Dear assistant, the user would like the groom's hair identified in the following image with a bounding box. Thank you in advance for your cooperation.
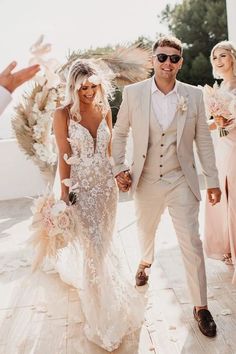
[152,36,183,55]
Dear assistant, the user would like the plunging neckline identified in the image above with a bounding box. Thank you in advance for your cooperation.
[78,118,104,139]
[70,118,105,153]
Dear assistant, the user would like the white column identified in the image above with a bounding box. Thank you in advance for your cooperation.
[226,0,236,42]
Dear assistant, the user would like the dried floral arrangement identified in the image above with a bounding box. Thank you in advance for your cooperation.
[12,35,152,184]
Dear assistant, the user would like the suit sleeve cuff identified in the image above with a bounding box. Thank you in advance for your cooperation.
[112,164,130,177]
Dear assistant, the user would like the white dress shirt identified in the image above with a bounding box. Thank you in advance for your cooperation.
[0,86,12,115]
[151,77,178,131]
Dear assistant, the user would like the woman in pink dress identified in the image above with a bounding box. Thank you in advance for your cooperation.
[204,41,236,267]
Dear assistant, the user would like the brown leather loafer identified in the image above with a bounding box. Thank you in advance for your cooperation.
[193,307,217,337]
[135,263,151,286]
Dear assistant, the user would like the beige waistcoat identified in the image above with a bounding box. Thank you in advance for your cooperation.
[141,107,183,184]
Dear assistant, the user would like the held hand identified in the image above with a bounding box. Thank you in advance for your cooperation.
[207,188,221,206]
[0,61,40,93]
[115,171,132,192]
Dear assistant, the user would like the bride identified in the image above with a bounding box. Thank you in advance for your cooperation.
[53,58,145,351]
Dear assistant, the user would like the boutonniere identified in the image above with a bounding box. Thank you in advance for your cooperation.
[177,95,188,114]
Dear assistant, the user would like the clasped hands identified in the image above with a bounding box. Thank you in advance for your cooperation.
[115,171,132,192]
[207,188,221,206]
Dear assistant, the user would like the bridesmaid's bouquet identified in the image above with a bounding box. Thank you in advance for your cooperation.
[202,83,236,137]
[29,193,77,271]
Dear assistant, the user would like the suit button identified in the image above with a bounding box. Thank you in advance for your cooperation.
[160,174,163,177]
[161,144,164,147]
[142,154,146,158]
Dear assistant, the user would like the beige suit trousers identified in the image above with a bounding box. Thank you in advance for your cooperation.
[134,176,207,306]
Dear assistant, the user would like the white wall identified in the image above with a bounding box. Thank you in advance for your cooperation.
[226,0,236,42]
[0,139,46,200]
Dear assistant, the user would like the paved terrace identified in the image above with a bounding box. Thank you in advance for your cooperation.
[0,192,236,354]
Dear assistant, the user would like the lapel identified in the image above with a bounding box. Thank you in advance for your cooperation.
[139,78,153,151]
[176,81,189,148]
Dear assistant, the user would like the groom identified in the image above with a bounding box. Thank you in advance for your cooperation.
[112,35,221,338]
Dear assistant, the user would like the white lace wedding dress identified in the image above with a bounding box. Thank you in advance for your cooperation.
[55,116,145,351]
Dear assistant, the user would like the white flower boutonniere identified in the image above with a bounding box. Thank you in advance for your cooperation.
[177,95,188,114]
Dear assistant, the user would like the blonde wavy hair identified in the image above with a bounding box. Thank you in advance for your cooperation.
[210,40,236,79]
[64,59,115,121]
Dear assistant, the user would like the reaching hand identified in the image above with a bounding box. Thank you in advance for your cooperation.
[0,61,40,93]
[207,187,221,206]
[115,171,132,192]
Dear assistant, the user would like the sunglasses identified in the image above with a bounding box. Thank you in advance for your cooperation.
[154,53,182,64]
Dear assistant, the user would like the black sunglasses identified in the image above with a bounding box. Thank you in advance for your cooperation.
[154,53,182,64]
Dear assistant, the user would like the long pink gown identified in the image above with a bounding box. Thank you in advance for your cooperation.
[204,86,236,273]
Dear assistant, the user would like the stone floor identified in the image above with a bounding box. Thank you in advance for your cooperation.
[0,192,236,354]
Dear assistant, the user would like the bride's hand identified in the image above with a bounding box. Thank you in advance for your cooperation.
[60,193,69,205]
[115,171,132,192]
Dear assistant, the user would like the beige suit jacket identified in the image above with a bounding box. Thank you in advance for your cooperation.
[112,78,219,200]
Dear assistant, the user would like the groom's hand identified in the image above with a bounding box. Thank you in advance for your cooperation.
[207,187,221,206]
[115,171,132,192]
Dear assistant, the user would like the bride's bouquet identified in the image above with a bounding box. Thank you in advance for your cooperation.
[202,83,236,137]
[29,193,77,271]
